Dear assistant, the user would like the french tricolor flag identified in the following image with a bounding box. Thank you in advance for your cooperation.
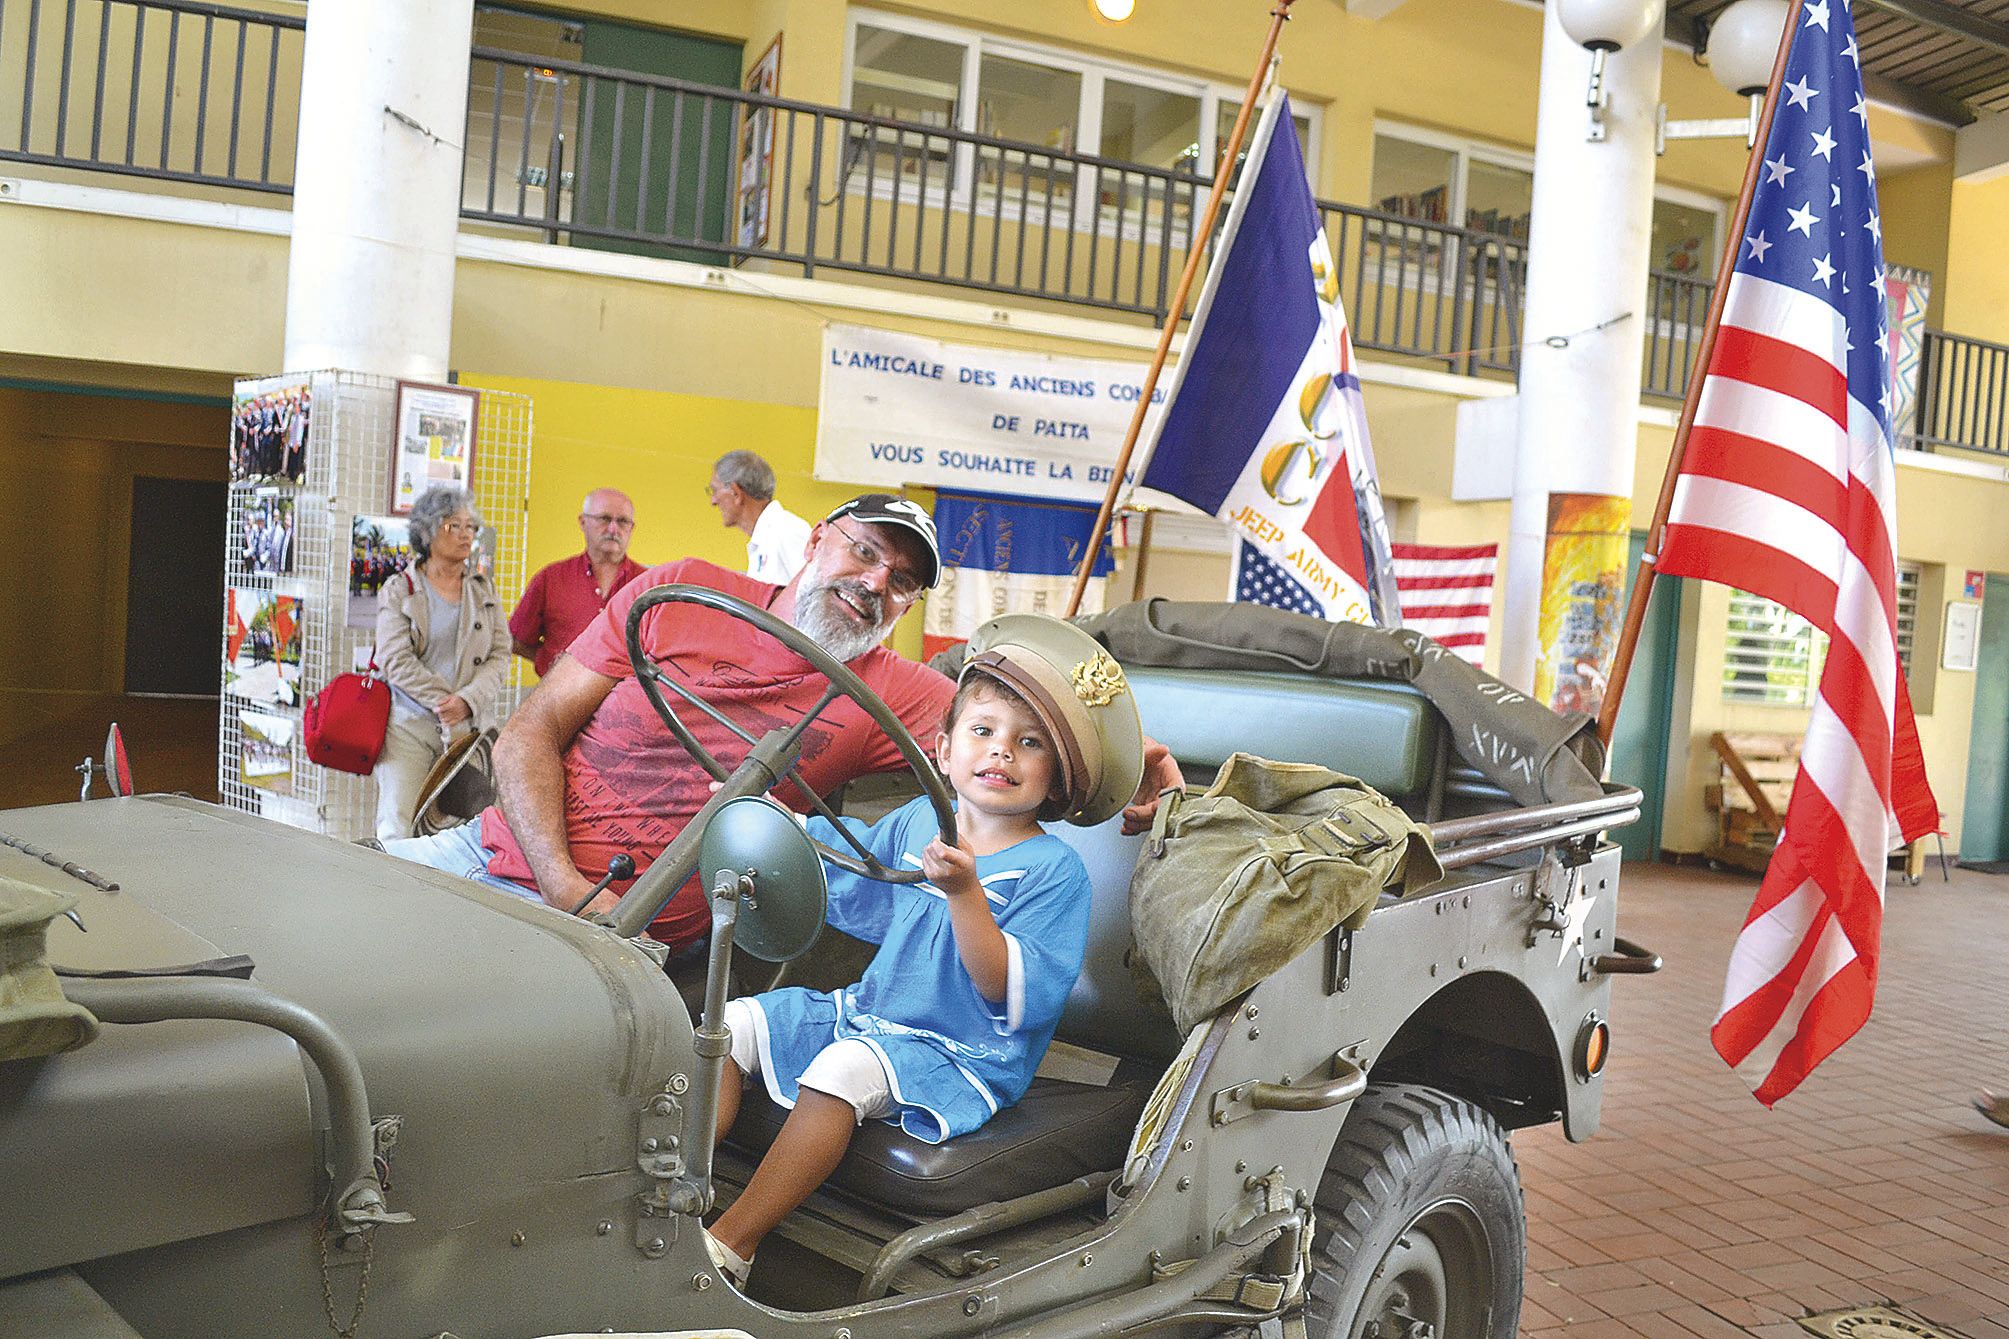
[1138,89,1398,628]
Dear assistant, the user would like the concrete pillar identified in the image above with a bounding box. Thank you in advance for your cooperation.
[1499,3,1664,707]
[282,0,476,379]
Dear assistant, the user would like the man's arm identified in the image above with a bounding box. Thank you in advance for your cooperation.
[492,656,619,914]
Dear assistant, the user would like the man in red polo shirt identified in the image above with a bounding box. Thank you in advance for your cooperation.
[509,487,648,678]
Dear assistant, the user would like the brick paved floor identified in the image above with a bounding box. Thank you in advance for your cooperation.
[1515,860,2009,1339]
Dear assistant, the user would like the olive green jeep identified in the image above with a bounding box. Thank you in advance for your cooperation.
[0,588,1655,1339]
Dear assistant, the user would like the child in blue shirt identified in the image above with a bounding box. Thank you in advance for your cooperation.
[703,615,1144,1287]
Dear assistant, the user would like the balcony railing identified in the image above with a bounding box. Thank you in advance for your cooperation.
[3,0,2006,459]
[1,0,301,194]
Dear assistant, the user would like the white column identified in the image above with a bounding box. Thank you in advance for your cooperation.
[1499,5,1664,695]
[282,0,476,379]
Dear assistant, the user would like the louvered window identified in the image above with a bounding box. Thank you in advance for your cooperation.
[1722,563,1922,705]
[1723,591,1825,705]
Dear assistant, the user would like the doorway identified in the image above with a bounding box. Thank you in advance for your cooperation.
[1606,531,1680,862]
[1960,573,2009,862]
[125,476,227,696]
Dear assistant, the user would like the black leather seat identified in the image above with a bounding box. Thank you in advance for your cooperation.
[725,1063,1155,1218]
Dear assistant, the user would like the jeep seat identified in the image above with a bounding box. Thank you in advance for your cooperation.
[726,668,1443,1219]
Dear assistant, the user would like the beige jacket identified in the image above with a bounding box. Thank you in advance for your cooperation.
[374,565,512,731]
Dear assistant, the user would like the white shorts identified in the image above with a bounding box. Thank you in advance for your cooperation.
[724,998,896,1125]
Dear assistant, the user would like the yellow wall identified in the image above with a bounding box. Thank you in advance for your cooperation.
[463,372,938,660]
[1943,173,2009,344]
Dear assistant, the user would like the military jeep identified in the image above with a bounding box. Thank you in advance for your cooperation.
[0,588,1654,1339]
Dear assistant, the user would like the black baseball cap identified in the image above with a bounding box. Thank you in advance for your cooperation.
[824,493,942,590]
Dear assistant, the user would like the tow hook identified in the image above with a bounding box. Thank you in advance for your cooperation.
[1588,937,1662,976]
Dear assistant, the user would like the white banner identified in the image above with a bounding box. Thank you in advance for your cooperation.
[814,323,1166,503]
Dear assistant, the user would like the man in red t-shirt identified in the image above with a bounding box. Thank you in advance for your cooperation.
[390,493,1178,950]
[509,487,648,678]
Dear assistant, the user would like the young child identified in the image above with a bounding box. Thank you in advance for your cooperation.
[703,614,1144,1287]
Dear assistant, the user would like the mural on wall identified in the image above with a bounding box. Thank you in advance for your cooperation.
[1885,265,1932,447]
[1534,492,1630,718]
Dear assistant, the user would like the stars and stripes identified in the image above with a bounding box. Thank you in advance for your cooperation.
[1651,0,1937,1105]
[1390,543,1497,665]
[1234,540,1497,665]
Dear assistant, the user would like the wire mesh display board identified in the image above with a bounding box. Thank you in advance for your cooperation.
[218,370,532,840]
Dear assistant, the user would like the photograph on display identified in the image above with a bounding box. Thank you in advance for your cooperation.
[349,513,413,629]
[230,384,311,483]
[390,381,481,515]
[224,587,304,705]
[736,36,781,251]
[238,709,296,794]
[243,490,298,576]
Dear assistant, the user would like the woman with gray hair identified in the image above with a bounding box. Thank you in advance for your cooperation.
[371,485,511,840]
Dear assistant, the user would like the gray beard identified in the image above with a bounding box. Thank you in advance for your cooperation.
[790,576,889,663]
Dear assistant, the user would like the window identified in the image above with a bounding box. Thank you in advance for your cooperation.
[1896,563,1920,677]
[1723,591,1826,706]
[1722,563,1922,705]
[843,10,1322,235]
[1370,124,1721,259]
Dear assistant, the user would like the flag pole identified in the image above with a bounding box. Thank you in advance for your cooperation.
[1064,0,1295,618]
[1594,14,1799,749]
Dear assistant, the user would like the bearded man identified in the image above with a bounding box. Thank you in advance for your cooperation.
[386,494,1178,949]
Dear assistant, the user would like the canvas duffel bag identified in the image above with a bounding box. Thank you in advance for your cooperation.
[1131,752,1442,1035]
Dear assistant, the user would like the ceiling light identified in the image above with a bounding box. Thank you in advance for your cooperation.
[1094,0,1136,22]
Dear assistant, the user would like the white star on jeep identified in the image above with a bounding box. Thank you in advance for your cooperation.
[1558,893,1598,968]
[1787,202,1820,236]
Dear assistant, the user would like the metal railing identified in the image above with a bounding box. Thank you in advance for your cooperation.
[5,3,2008,459]
[1911,328,2009,457]
[1,0,302,193]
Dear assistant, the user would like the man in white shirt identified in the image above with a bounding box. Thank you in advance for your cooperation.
[707,450,812,584]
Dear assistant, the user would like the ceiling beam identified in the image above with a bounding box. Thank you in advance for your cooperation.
[1862,68,1976,126]
[1859,0,2009,59]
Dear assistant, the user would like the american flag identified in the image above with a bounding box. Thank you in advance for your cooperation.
[1652,0,1937,1105]
[1390,543,1496,665]
[1235,540,1495,663]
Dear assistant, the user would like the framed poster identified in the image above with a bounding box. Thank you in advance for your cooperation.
[390,380,481,515]
[736,35,781,252]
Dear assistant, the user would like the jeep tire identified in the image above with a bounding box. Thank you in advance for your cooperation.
[1304,1083,1524,1339]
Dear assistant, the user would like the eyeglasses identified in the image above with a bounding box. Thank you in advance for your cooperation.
[830,518,925,601]
[439,519,479,536]
[583,512,635,529]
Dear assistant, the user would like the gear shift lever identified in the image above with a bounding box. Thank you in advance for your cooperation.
[570,853,636,916]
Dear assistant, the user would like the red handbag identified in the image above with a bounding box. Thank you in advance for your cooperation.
[304,665,392,775]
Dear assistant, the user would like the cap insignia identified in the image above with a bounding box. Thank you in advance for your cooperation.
[1070,652,1128,709]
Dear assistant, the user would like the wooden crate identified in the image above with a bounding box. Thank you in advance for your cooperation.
[1705,731,1799,873]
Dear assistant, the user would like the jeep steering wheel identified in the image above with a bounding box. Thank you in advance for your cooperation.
[626,583,955,884]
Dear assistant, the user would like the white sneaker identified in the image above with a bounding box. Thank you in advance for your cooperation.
[703,1228,754,1287]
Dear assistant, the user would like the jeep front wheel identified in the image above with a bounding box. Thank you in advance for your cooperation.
[1304,1083,1523,1339]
